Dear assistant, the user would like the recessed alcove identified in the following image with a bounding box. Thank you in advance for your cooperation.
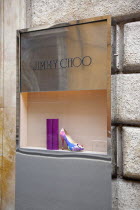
[20,89,107,154]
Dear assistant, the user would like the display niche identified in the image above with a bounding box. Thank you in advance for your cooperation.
[20,90,107,154]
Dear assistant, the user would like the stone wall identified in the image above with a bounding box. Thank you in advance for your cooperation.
[0,0,140,209]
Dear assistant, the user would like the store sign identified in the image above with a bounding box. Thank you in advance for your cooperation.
[20,19,109,92]
[32,56,92,70]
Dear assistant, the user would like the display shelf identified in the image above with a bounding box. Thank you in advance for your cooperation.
[20,147,106,155]
[17,147,111,161]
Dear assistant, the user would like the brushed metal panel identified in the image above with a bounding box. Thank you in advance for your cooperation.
[16,152,112,210]
[20,21,108,92]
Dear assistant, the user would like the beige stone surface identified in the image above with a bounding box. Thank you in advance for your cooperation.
[3,0,26,108]
[111,126,117,177]
[112,179,140,210]
[0,0,4,206]
[112,74,140,124]
[116,24,124,71]
[122,127,140,179]
[0,0,4,108]
[3,0,18,108]
[111,26,116,72]
[1,108,16,210]
[27,0,140,27]
[0,108,3,205]
[0,0,26,209]
[124,22,140,71]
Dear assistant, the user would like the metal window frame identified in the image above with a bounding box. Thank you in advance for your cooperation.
[16,16,111,160]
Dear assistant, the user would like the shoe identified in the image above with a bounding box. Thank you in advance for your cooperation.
[60,128,84,151]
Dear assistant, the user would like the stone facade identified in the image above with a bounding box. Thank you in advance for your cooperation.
[27,0,140,27]
[112,179,140,210]
[0,0,140,209]
[112,74,140,124]
[124,22,140,71]
[122,127,140,179]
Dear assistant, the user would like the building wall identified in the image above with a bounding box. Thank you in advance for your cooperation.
[0,0,140,209]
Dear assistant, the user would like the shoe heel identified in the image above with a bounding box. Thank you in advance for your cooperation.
[61,137,64,150]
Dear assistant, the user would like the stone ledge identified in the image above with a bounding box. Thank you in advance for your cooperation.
[122,126,140,180]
